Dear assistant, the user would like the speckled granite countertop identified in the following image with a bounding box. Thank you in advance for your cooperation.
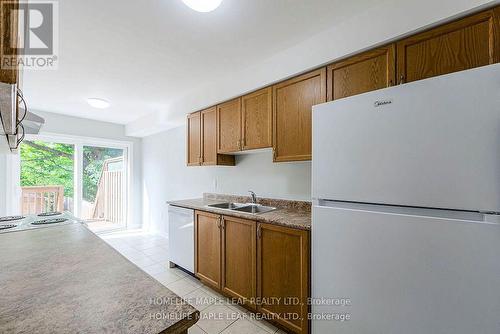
[168,193,311,231]
[0,223,198,334]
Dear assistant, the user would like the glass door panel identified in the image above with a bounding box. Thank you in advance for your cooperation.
[20,140,75,215]
[81,146,127,232]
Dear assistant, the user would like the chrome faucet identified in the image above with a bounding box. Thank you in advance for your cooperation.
[248,190,257,205]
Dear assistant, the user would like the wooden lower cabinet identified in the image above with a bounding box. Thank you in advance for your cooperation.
[221,216,257,309]
[257,223,310,334]
[194,211,311,334]
[195,211,222,290]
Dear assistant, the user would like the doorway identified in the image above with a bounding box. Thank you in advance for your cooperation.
[81,145,126,231]
[18,135,131,232]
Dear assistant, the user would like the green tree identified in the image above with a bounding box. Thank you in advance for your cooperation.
[82,146,122,202]
[20,141,74,197]
[20,141,123,203]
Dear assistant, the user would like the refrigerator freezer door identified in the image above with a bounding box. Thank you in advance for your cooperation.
[168,206,194,273]
[312,64,500,212]
[312,204,500,334]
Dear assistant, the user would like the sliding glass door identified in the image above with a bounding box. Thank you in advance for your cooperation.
[18,136,130,232]
[81,146,126,232]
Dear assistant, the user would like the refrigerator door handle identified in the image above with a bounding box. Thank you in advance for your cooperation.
[484,214,500,224]
[315,199,487,222]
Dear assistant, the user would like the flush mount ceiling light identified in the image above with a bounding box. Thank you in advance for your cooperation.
[182,0,222,12]
[87,98,110,109]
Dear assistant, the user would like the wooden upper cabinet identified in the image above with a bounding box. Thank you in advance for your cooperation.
[241,88,272,150]
[186,112,201,166]
[217,98,242,153]
[397,7,500,84]
[201,107,217,166]
[221,216,257,309]
[0,0,20,85]
[187,108,235,167]
[195,211,222,290]
[273,68,326,162]
[257,223,309,334]
[327,45,396,101]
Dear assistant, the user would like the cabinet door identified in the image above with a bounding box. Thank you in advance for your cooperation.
[273,68,326,162]
[327,45,396,101]
[0,0,19,85]
[217,98,242,153]
[195,211,222,290]
[397,7,500,84]
[186,112,201,166]
[257,223,309,334]
[221,216,257,309]
[241,88,272,150]
[201,107,217,165]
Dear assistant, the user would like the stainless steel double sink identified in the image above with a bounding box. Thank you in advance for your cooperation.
[206,202,276,214]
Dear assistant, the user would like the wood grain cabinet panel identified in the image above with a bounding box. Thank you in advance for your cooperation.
[397,7,500,83]
[327,45,396,101]
[201,107,217,165]
[186,112,201,166]
[195,211,222,290]
[221,216,257,309]
[241,88,273,150]
[0,0,20,85]
[217,98,242,153]
[257,223,309,334]
[273,68,326,162]
[187,108,235,167]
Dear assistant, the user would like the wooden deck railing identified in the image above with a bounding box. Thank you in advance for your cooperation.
[21,186,64,215]
[21,157,124,223]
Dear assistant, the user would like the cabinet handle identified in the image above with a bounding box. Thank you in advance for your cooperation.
[257,224,262,239]
[399,74,405,85]
[272,148,276,159]
[221,217,225,230]
[216,217,221,228]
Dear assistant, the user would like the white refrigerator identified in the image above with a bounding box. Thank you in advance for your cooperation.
[312,64,500,334]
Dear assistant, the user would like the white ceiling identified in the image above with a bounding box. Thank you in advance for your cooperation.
[22,0,373,125]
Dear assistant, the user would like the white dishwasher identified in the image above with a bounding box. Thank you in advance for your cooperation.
[168,205,194,273]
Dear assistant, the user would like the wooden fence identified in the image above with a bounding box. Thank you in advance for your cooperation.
[21,186,64,215]
[90,157,124,224]
[91,170,124,223]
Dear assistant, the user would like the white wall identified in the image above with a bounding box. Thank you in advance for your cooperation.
[0,152,18,217]
[0,154,6,215]
[142,126,311,236]
[141,0,500,236]
[127,0,500,136]
[1,111,143,228]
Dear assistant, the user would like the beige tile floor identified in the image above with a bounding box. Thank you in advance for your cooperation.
[99,230,288,334]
